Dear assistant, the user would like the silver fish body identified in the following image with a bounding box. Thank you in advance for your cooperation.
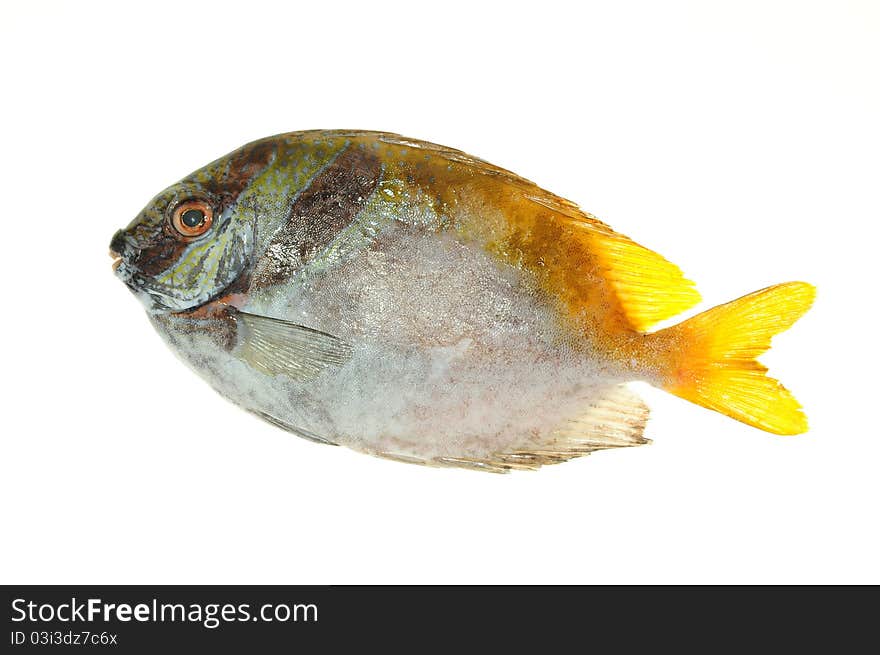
[111,130,812,471]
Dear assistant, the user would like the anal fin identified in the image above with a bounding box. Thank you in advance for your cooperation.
[431,385,651,473]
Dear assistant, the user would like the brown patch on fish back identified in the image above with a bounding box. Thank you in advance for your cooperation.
[250,145,382,289]
[466,186,650,362]
[341,133,663,362]
[353,136,633,350]
[204,139,278,206]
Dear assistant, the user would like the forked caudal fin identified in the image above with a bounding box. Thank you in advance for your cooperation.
[653,282,815,435]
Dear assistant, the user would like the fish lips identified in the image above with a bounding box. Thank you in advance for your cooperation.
[109,229,128,267]
[108,229,151,304]
[109,229,134,280]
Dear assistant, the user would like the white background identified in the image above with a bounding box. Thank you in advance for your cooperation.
[1,0,877,584]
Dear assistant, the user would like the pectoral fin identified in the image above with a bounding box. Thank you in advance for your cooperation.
[232,309,353,381]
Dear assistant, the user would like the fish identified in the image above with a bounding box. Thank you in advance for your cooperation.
[109,130,815,472]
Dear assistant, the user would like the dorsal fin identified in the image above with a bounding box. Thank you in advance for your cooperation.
[573,222,701,332]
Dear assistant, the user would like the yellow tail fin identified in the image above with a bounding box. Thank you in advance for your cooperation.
[655,282,815,434]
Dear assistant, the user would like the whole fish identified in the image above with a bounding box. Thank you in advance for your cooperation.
[110,130,814,472]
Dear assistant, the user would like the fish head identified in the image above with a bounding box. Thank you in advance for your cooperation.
[110,139,277,313]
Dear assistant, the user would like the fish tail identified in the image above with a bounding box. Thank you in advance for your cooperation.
[651,282,815,434]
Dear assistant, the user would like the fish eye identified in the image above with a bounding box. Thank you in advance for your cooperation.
[171,200,214,237]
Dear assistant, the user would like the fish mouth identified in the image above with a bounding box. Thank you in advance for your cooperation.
[110,249,123,271]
